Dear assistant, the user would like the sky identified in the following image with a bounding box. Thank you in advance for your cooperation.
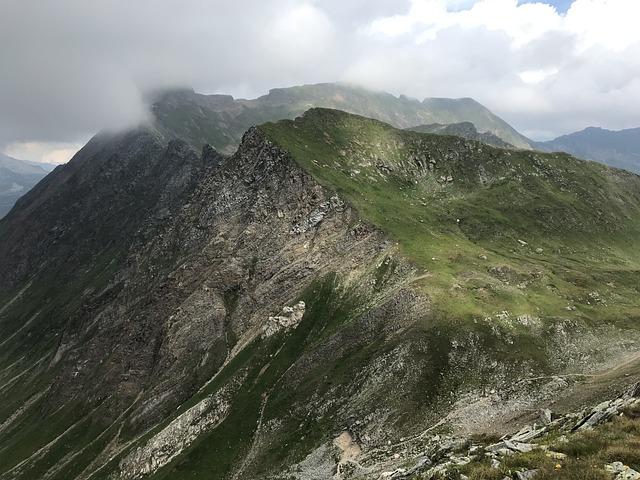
[521,0,574,12]
[1,0,639,164]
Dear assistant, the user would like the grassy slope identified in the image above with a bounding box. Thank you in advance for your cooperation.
[0,249,128,479]
[260,108,640,338]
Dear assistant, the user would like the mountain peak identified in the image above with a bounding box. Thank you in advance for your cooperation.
[2,105,640,479]
[405,121,513,148]
[148,82,532,154]
[536,124,640,173]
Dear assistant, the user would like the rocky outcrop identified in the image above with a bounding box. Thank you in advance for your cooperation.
[116,382,238,479]
[374,382,640,480]
[261,301,306,338]
[605,462,640,480]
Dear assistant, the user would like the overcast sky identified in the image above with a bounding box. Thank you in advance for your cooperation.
[1,0,639,163]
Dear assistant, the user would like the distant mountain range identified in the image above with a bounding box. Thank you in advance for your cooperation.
[406,121,513,148]
[3,83,638,227]
[2,82,533,219]
[151,82,533,152]
[536,126,640,173]
[0,153,54,217]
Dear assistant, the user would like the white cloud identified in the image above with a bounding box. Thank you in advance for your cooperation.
[4,141,87,165]
[366,0,562,46]
[1,0,640,162]
[518,68,559,84]
[350,0,640,139]
[565,0,640,51]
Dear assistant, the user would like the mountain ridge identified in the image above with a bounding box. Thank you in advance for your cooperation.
[405,121,513,148]
[150,82,533,153]
[1,108,639,479]
[536,125,640,173]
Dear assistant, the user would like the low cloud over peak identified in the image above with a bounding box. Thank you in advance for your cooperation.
[1,0,639,162]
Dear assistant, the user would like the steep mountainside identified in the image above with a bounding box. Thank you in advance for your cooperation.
[151,83,532,153]
[0,109,639,480]
[406,122,513,148]
[536,126,640,173]
[0,153,53,218]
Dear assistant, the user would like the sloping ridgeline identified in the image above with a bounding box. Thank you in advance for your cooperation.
[406,122,513,149]
[151,82,533,154]
[0,109,639,480]
[536,126,640,174]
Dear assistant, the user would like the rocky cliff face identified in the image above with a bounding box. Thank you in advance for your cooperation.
[0,124,420,479]
[1,109,639,480]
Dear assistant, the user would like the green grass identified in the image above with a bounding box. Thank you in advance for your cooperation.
[260,108,640,331]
